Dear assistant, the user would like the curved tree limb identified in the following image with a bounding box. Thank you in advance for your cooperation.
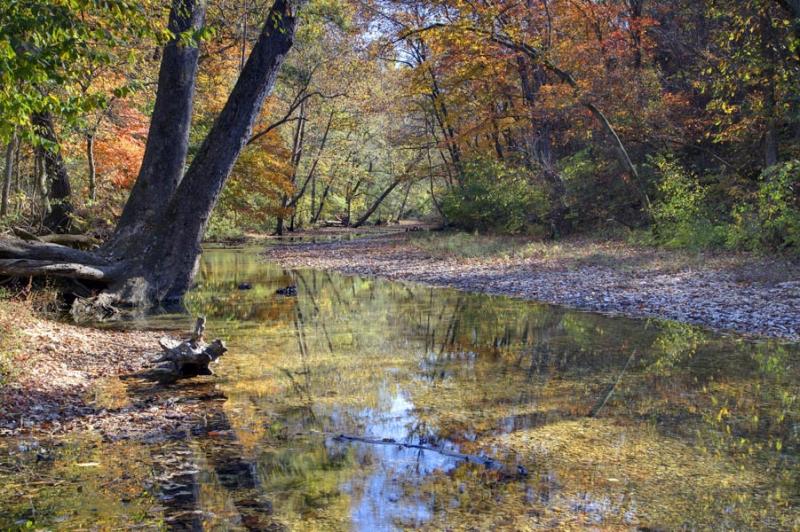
[0,237,108,265]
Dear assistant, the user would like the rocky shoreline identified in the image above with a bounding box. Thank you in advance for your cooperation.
[263,232,800,341]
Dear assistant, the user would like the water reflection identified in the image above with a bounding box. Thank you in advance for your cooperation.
[1,246,799,530]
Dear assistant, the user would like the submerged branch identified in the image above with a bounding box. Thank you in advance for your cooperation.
[332,433,528,477]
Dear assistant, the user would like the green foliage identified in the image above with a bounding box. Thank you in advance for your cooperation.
[649,155,727,249]
[727,161,800,252]
[441,158,548,234]
[646,156,800,254]
[560,149,632,228]
[0,0,150,144]
[205,212,246,242]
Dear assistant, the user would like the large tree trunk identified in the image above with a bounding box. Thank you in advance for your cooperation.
[0,0,299,318]
[100,0,298,308]
[32,112,73,233]
[106,0,207,256]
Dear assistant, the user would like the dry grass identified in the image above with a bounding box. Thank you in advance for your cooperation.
[0,295,22,386]
[409,231,800,283]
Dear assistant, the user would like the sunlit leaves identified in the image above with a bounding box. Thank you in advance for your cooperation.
[0,0,156,143]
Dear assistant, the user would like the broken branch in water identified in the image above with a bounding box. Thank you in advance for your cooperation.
[332,434,528,478]
[146,316,227,383]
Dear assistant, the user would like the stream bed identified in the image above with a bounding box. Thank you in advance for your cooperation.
[1,245,799,530]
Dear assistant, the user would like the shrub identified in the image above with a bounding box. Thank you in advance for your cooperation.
[205,213,246,242]
[441,158,548,234]
[649,155,727,249]
[727,161,800,252]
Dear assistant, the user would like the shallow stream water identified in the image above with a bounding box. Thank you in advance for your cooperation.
[1,245,799,530]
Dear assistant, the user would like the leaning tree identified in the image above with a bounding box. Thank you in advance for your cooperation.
[0,0,301,319]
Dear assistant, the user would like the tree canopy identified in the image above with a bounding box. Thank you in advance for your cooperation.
[1,0,799,311]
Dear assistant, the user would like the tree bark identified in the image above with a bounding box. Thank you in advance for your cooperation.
[32,112,73,233]
[107,0,207,254]
[276,99,307,236]
[34,150,49,218]
[0,0,299,315]
[312,179,332,223]
[86,133,97,201]
[147,317,227,382]
[113,0,299,306]
[762,13,780,168]
[1,134,15,217]
[286,109,333,211]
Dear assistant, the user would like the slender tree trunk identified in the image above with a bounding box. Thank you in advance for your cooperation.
[240,0,248,71]
[428,69,463,180]
[276,99,306,236]
[312,179,332,223]
[516,56,569,235]
[352,179,403,228]
[396,181,412,222]
[32,112,73,233]
[34,151,48,222]
[286,109,333,210]
[86,133,97,201]
[310,174,316,219]
[495,32,651,213]
[1,134,15,217]
[762,14,780,168]
[108,0,207,254]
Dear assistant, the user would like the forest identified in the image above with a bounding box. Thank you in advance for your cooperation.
[1,0,799,530]
[1,0,799,257]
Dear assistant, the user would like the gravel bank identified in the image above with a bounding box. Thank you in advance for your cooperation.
[263,233,800,340]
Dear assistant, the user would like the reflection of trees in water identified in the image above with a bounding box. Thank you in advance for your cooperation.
[184,250,800,528]
[125,380,283,531]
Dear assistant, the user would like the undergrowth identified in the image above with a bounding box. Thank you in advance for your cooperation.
[0,289,23,386]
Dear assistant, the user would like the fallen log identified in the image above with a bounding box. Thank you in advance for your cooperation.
[146,317,228,383]
[10,227,101,249]
[39,234,101,248]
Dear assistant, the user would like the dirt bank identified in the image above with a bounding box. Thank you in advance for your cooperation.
[0,300,211,440]
[262,231,800,340]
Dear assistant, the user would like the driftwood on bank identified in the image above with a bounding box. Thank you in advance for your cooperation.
[145,317,228,383]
